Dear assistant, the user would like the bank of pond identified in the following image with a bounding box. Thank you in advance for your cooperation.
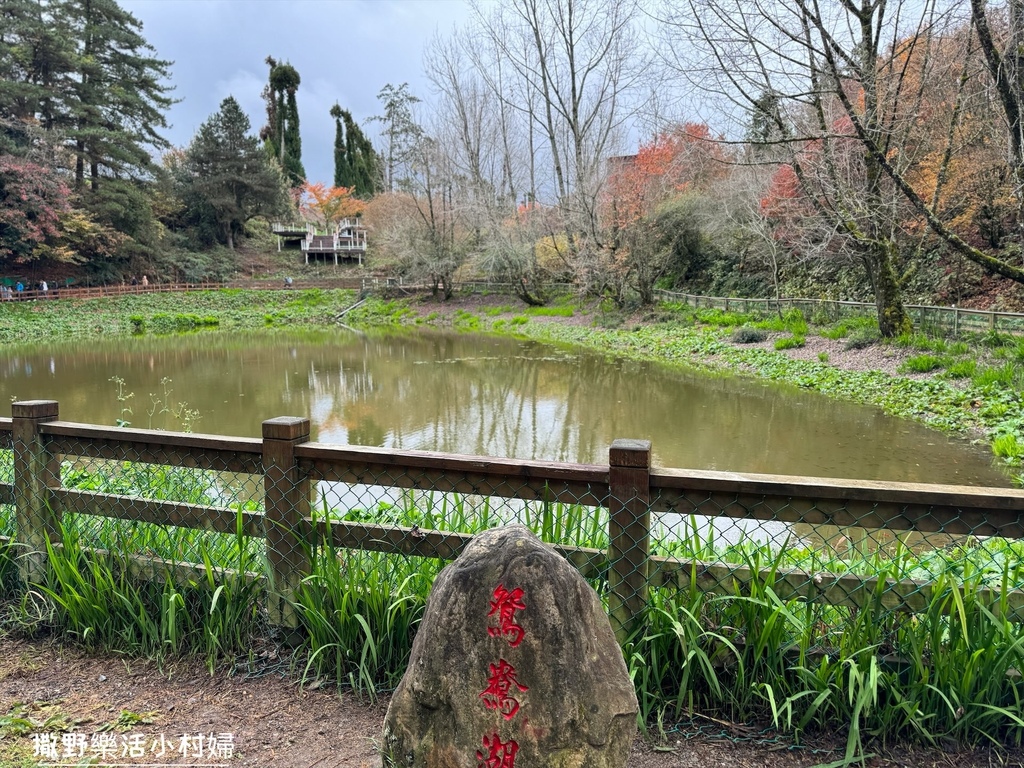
[0,293,1022,758]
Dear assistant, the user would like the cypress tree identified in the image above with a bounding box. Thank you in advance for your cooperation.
[261,58,304,187]
[330,103,348,188]
[330,102,378,198]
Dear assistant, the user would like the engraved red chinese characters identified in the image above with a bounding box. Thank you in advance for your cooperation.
[476,732,519,768]
[479,658,529,720]
[487,584,525,647]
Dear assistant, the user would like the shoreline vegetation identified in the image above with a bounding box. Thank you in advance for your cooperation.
[2,286,1022,483]
[3,286,1024,761]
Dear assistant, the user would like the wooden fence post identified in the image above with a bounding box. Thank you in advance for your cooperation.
[607,438,652,644]
[262,417,312,638]
[12,400,61,583]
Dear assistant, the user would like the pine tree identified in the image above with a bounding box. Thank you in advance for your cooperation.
[0,0,78,151]
[180,96,288,249]
[0,0,173,256]
[60,0,173,191]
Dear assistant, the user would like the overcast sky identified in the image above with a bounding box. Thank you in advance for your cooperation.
[120,0,473,184]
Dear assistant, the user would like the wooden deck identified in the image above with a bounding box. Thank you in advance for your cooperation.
[302,220,367,265]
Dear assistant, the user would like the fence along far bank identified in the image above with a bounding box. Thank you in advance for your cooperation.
[650,288,1024,336]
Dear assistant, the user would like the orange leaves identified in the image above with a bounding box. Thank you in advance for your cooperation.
[300,181,367,227]
[604,122,728,230]
[760,164,800,219]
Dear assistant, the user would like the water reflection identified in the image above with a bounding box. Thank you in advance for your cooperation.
[0,328,1009,486]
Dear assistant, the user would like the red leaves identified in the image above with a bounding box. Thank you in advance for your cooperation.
[604,122,728,229]
[0,155,72,261]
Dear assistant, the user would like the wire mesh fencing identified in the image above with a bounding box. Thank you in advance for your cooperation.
[3,401,1024,683]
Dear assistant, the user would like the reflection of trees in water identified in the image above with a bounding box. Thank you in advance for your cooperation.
[0,330,1008,488]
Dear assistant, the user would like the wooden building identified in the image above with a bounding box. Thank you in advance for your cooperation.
[271,219,368,266]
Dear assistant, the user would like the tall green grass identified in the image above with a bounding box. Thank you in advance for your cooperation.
[630,550,1024,760]
[23,513,263,672]
[1,458,1023,758]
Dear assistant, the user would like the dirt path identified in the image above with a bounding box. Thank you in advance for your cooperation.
[2,638,1020,768]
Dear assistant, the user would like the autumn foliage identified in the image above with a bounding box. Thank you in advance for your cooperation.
[604,123,729,230]
[0,155,72,262]
[300,182,367,228]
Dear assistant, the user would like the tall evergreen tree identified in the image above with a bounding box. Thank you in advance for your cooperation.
[330,103,349,189]
[179,96,288,249]
[0,0,78,150]
[260,57,305,187]
[372,82,421,192]
[330,103,378,198]
[0,0,173,262]
[61,0,174,192]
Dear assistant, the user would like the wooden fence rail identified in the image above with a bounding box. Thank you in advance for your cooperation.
[654,289,1024,335]
[2,402,1024,640]
[6,276,1022,336]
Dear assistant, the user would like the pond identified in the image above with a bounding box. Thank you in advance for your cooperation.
[0,327,1007,487]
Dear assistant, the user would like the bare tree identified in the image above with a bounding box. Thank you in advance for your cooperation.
[662,0,970,334]
[424,25,561,305]
[468,0,651,284]
[674,0,1024,332]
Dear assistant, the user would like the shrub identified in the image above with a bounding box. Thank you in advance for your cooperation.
[730,327,767,344]
[774,335,805,350]
[594,312,624,329]
[818,351,830,363]
[844,327,879,350]
[899,354,947,374]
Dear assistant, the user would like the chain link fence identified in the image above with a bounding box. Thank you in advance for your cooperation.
[2,403,1023,722]
[0,427,14,596]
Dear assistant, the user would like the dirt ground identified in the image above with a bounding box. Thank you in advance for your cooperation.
[2,637,1022,768]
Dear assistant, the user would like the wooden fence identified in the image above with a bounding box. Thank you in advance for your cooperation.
[0,278,365,303]
[655,289,1024,335]
[2,400,1024,641]
[7,277,1022,336]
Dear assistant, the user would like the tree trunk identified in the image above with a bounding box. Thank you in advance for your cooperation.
[869,242,910,338]
[75,139,85,190]
[515,279,546,306]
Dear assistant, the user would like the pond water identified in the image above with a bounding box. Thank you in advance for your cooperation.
[0,328,1008,487]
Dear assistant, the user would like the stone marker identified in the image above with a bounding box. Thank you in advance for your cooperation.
[382,525,638,768]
